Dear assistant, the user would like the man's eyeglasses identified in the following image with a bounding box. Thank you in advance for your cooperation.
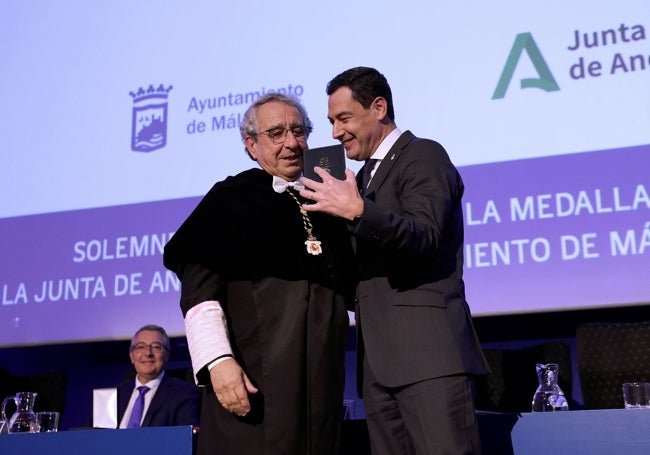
[131,342,168,354]
[255,125,311,144]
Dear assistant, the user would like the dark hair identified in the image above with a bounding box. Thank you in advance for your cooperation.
[326,67,395,121]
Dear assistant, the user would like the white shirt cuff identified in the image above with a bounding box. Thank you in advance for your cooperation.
[184,300,232,379]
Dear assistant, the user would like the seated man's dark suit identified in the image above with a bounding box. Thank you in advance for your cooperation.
[117,373,200,427]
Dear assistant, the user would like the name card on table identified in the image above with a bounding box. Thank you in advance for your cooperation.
[93,388,118,428]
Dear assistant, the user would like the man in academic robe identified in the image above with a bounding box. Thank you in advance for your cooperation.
[164,93,356,455]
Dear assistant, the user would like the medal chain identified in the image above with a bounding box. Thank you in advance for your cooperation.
[286,188,322,255]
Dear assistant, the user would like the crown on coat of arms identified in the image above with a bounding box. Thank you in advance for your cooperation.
[129,84,173,103]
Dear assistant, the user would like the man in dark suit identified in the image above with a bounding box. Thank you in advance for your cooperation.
[117,324,200,428]
[300,67,490,455]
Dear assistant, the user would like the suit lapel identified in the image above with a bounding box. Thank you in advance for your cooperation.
[142,375,169,426]
[116,381,132,426]
[365,131,415,196]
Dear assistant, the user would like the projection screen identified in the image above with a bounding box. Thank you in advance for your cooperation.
[1,0,648,346]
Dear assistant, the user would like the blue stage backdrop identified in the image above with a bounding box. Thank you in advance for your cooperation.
[1,0,648,346]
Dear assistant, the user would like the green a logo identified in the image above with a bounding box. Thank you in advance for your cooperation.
[492,32,560,99]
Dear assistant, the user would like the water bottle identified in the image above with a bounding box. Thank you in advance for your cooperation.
[531,363,569,412]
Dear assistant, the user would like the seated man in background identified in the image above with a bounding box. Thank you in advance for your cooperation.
[117,324,200,428]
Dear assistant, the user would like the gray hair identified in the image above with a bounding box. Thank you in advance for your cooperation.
[239,93,313,159]
[131,324,170,351]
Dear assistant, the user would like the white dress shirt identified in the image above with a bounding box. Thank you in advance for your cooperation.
[118,372,164,429]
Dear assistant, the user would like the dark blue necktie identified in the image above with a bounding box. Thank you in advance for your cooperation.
[126,385,150,428]
[360,159,379,194]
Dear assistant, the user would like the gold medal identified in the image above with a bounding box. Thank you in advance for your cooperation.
[305,238,322,255]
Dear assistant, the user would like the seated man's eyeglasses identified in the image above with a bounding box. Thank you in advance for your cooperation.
[255,125,311,144]
[131,342,168,353]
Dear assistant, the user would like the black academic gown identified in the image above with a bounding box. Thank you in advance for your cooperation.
[164,168,357,455]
